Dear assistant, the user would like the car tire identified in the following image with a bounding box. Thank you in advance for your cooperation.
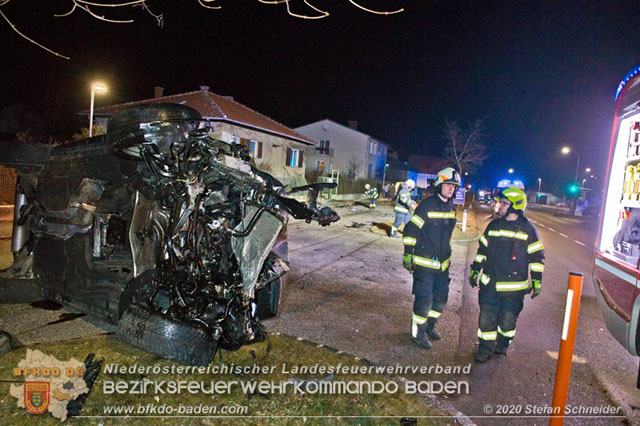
[106,103,202,151]
[117,304,216,366]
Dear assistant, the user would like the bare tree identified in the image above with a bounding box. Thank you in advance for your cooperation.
[443,118,488,176]
[346,156,362,179]
[1,1,404,59]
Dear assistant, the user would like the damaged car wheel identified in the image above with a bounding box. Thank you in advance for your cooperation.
[106,103,202,152]
[117,304,217,366]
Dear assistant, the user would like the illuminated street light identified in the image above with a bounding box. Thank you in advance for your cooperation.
[585,167,591,173]
[561,146,580,188]
[89,83,107,137]
[508,168,514,174]
[537,177,541,193]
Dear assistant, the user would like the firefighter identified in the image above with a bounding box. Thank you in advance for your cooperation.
[403,167,461,349]
[469,187,545,362]
[391,179,416,237]
[362,183,379,209]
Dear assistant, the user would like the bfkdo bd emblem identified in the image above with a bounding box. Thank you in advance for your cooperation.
[24,381,50,414]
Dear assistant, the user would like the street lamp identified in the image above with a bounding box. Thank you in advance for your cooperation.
[581,178,586,187]
[89,83,107,137]
[537,177,541,193]
[585,167,591,173]
[508,168,514,174]
[561,146,580,187]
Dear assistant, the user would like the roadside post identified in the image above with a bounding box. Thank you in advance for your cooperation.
[462,209,467,232]
[549,272,584,426]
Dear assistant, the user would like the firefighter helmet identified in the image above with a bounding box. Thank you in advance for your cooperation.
[365,183,371,190]
[405,179,416,189]
[498,187,527,211]
[434,167,461,187]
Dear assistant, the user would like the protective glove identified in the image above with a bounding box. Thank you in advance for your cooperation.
[403,254,414,273]
[468,270,479,288]
[531,279,541,299]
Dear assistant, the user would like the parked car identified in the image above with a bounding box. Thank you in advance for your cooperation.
[0,104,339,365]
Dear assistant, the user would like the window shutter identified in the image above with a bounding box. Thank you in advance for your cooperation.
[286,148,292,166]
[298,150,304,168]
[257,141,263,159]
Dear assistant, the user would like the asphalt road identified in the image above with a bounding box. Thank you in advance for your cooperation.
[450,204,638,425]
[268,202,638,425]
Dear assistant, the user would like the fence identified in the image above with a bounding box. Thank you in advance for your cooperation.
[0,167,16,205]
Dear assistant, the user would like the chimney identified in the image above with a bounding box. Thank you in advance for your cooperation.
[154,86,164,98]
[348,120,358,130]
[200,85,210,93]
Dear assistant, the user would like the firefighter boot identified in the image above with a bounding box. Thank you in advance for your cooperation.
[474,351,492,362]
[411,325,432,350]
[494,345,508,356]
[426,321,441,341]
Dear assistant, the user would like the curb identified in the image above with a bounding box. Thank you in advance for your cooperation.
[270,332,474,425]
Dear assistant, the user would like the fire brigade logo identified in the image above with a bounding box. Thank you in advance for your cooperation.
[24,381,50,414]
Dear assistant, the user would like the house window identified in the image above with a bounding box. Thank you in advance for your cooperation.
[319,140,330,155]
[286,148,303,168]
[239,138,262,159]
[315,160,324,171]
[369,142,376,155]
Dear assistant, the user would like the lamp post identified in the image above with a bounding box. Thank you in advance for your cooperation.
[381,163,389,198]
[89,83,107,137]
[537,177,541,193]
[561,146,580,187]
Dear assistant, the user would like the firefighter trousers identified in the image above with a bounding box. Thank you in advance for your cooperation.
[392,212,411,233]
[477,289,524,355]
[411,272,449,336]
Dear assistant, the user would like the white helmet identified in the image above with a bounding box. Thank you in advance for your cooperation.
[365,183,371,190]
[434,167,461,187]
[405,179,416,189]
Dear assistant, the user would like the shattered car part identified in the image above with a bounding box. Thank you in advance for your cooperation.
[0,103,339,365]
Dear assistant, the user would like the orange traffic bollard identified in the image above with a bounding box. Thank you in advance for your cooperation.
[550,272,584,426]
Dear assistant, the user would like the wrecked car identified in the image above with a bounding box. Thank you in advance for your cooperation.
[0,103,339,365]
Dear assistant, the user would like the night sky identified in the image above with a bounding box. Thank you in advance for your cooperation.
[3,0,640,193]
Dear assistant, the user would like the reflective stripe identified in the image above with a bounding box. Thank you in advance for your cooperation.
[427,211,456,219]
[395,206,410,213]
[529,263,544,272]
[495,281,530,291]
[412,313,427,325]
[480,273,490,285]
[403,237,417,246]
[474,254,486,263]
[441,258,450,271]
[527,241,544,253]
[414,256,450,271]
[480,235,488,247]
[413,256,441,269]
[410,215,425,228]
[488,229,528,240]
[428,310,441,318]
[498,326,516,338]
[477,329,497,340]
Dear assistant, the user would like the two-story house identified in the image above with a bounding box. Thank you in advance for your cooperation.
[294,119,388,181]
[88,86,315,187]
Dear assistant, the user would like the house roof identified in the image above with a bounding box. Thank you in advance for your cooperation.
[92,87,316,146]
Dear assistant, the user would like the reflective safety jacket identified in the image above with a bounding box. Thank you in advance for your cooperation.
[471,215,545,296]
[403,195,456,274]
[363,187,379,199]
[395,187,412,213]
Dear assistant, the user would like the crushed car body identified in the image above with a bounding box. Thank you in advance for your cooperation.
[0,103,339,365]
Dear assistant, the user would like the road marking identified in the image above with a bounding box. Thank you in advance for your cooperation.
[546,350,587,364]
[573,240,586,247]
[558,232,568,238]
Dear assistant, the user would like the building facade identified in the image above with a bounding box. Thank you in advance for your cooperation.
[294,119,388,181]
